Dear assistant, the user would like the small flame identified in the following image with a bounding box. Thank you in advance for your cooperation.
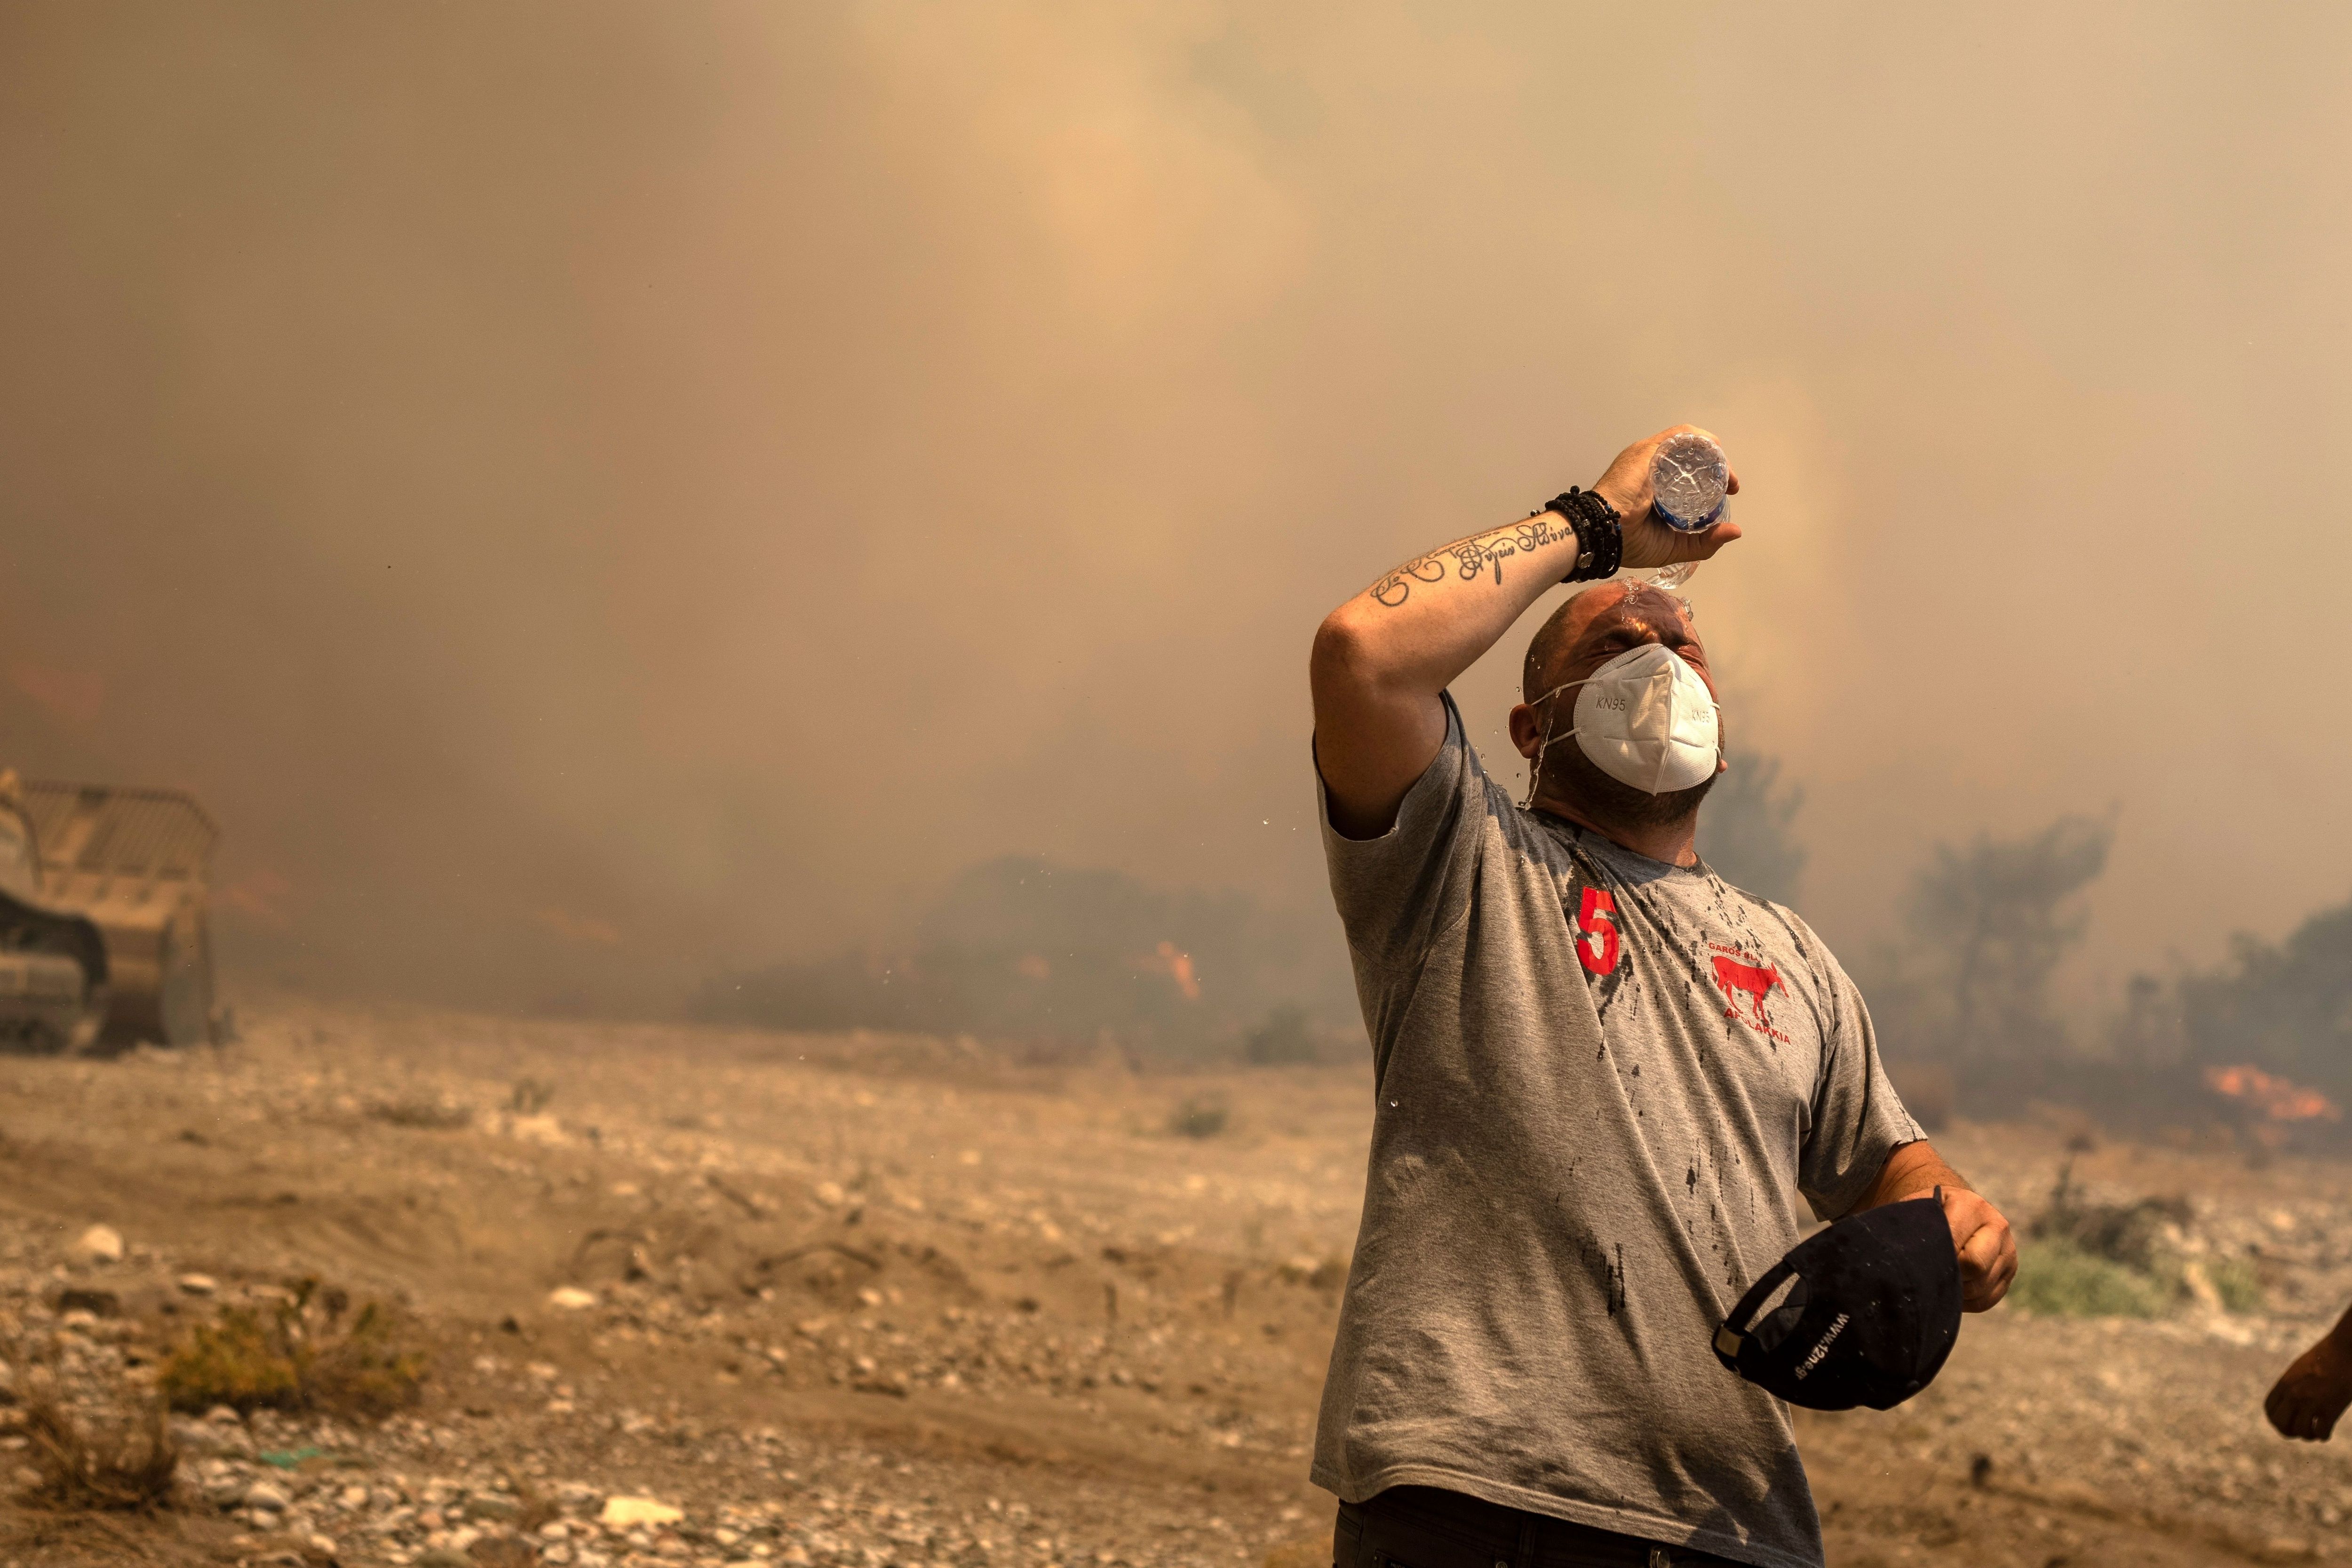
[2203,1064,2341,1123]
[1153,940,1200,1002]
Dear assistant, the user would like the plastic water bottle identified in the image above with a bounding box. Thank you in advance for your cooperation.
[1651,432,1730,532]
[1615,432,1727,592]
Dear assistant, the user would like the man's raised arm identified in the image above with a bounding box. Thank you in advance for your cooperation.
[1308,424,1740,838]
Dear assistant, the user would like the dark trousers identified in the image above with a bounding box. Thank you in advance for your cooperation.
[1332,1486,1747,1568]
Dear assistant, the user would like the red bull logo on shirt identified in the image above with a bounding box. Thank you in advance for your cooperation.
[1709,946,1790,1044]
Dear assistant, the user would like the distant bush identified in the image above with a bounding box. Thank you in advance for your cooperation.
[1168,1094,1229,1139]
[2176,894,2352,1103]
[160,1279,427,1420]
[1245,1005,1318,1066]
[2010,1237,2168,1318]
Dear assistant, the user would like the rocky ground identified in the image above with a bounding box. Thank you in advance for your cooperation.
[1,1003,2351,1567]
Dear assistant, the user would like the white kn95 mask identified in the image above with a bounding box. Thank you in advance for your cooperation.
[1526,643,1721,799]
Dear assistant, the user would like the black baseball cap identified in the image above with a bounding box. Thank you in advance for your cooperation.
[1711,1191,1962,1411]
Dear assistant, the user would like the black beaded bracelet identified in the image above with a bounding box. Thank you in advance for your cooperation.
[1541,487,1622,582]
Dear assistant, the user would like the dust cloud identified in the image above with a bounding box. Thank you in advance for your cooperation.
[2,3,2348,1023]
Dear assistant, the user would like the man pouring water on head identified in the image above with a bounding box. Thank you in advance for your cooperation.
[1306,426,2017,1568]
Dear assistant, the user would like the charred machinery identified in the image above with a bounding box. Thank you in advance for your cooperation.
[0,777,110,1051]
[5,776,220,1050]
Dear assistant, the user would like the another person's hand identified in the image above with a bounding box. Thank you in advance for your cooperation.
[2267,1334,2352,1441]
[1923,1186,2016,1312]
[1589,424,1744,571]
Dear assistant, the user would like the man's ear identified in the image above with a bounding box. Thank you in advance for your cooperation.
[1508,703,1541,759]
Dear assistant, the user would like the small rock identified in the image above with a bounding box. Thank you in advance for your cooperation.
[206,1405,242,1425]
[69,1224,123,1264]
[245,1478,293,1511]
[467,1494,521,1521]
[600,1495,684,1528]
[547,1287,597,1312]
[178,1273,219,1296]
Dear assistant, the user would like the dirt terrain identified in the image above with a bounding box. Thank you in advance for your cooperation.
[2,1003,2351,1568]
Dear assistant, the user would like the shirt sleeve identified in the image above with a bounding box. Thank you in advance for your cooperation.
[1794,936,1926,1221]
[1316,691,1492,975]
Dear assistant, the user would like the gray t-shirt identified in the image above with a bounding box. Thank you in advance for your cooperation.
[1313,694,1921,1568]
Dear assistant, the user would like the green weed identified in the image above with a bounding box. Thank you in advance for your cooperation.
[2010,1236,2169,1318]
[2207,1256,2265,1313]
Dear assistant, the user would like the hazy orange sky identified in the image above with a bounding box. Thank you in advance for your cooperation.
[3,3,2348,1017]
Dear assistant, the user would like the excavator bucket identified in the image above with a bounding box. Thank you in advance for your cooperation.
[16,781,219,1049]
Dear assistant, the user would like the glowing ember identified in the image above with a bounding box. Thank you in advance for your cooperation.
[2203,1064,2341,1122]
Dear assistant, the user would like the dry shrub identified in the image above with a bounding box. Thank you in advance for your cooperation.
[159,1280,427,1420]
[368,1097,473,1130]
[17,1394,178,1512]
[307,1301,431,1418]
[1168,1093,1230,1139]
[158,1308,302,1411]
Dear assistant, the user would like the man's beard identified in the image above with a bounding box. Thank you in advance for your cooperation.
[1542,736,1718,829]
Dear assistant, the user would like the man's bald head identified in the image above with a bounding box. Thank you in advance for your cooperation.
[1522,583,1706,703]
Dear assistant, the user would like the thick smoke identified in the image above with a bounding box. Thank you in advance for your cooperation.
[2,4,2348,1019]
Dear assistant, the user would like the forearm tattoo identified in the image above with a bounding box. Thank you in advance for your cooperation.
[1367,511,1578,608]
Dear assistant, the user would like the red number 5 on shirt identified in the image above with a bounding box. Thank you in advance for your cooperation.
[1575,886,1621,975]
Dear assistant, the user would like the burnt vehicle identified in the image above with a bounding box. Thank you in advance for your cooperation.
[0,774,109,1052]
[11,776,220,1050]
